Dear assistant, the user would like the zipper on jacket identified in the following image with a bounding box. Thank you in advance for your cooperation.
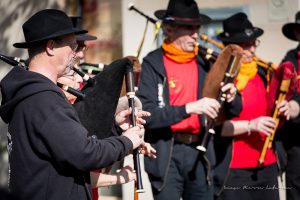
[157,136,174,192]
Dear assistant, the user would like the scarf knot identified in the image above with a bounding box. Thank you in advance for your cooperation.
[162,40,198,63]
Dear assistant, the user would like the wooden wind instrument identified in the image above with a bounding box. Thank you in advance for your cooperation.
[196,44,243,152]
[197,45,218,63]
[125,62,145,200]
[0,53,87,99]
[200,34,278,71]
[258,61,297,165]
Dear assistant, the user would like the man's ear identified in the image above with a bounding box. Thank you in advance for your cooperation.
[46,40,55,55]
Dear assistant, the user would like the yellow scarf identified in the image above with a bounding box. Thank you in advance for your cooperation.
[236,61,258,91]
[162,40,198,63]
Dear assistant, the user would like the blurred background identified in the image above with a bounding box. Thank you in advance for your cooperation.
[0,0,299,199]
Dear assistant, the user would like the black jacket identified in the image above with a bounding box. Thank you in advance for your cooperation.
[137,48,242,191]
[0,67,133,200]
[278,46,300,148]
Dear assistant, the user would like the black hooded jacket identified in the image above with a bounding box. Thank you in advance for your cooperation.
[0,67,133,200]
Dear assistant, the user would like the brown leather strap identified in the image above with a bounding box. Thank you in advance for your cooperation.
[173,132,199,144]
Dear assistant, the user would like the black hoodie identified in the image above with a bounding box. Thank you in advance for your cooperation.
[0,66,133,200]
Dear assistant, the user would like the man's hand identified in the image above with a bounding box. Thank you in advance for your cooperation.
[115,96,142,115]
[115,108,150,131]
[277,99,300,120]
[220,82,237,103]
[117,165,136,184]
[186,97,220,119]
[249,116,276,136]
[122,126,145,149]
[139,142,157,159]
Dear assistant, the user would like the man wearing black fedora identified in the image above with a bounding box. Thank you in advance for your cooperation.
[0,9,146,200]
[61,16,155,200]
[279,11,300,200]
[213,12,298,200]
[137,0,242,199]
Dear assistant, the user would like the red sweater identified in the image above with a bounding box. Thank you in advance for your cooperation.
[230,74,277,168]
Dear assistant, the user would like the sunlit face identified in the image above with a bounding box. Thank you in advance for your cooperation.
[165,24,200,52]
[234,39,260,63]
[53,34,79,78]
[56,40,90,104]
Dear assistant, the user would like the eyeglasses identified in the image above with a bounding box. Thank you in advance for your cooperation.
[77,44,88,53]
[54,39,79,52]
[237,39,260,48]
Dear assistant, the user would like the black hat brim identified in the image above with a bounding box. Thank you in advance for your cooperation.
[282,23,300,41]
[217,27,264,43]
[76,34,97,41]
[13,27,87,48]
[154,9,211,25]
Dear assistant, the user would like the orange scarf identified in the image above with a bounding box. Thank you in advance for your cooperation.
[162,41,198,63]
[236,61,258,91]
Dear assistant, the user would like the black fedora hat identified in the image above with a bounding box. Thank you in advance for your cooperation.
[70,16,97,41]
[154,0,211,26]
[13,9,87,48]
[217,12,263,43]
[282,11,300,41]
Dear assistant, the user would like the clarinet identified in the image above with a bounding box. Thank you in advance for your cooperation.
[125,63,145,199]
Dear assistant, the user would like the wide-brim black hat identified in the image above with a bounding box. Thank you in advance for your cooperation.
[217,12,263,43]
[282,11,300,41]
[14,9,87,48]
[70,16,97,41]
[154,0,211,26]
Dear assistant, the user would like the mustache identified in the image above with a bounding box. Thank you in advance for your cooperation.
[67,55,80,70]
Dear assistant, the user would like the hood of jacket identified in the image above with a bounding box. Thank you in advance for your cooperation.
[0,66,64,123]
